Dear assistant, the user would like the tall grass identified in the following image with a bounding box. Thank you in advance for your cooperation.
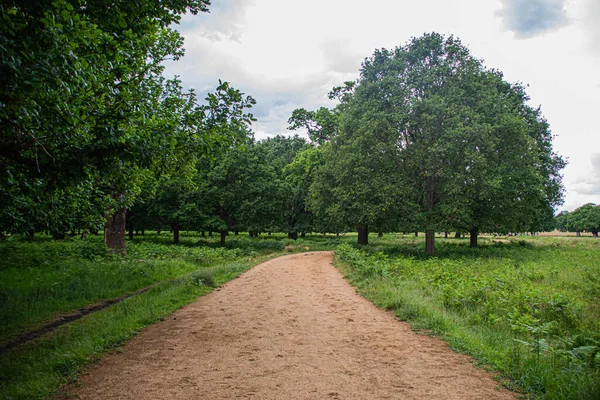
[336,236,600,399]
[0,235,267,344]
[4,232,596,399]
[0,233,292,399]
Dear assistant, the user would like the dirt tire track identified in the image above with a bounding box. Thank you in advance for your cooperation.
[1,286,153,355]
[59,252,515,399]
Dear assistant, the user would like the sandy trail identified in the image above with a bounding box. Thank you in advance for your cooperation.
[61,252,515,399]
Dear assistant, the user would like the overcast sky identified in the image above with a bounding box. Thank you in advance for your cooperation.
[164,0,600,212]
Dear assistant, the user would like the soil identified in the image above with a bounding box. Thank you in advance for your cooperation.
[0,286,153,355]
[59,252,515,399]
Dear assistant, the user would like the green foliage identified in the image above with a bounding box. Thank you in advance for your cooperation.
[306,32,565,252]
[282,147,323,236]
[336,236,600,398]
[287,107,339,145]
[195,143,283,241]
[0,1,257,255]
[568,204,600,236]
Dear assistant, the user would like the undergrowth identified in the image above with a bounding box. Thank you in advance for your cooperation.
[0,233,295,400]
[335,237,600,399]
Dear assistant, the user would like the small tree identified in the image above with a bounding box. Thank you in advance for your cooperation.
[569,204,600,237]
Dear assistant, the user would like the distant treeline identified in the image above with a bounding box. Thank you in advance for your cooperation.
[1,1,568,255]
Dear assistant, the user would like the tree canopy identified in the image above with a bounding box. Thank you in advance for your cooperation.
[0,0,256,253]
[301,33,565,251]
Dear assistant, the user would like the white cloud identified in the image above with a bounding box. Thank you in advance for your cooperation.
[580,0,600,55]
[571,154,600,196]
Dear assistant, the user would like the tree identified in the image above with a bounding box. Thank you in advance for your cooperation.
[569,204,600,237]
[554,211,570,232]
[149,170,198,244]
[99,79,255,255]
[254,135,312,238]
[288,107,339,145]
[0,1,257,255]
[309,118,411,245]
[328,32,565,252]
[1,0,209,189]
[282,147,323,238]
[197,143,281,245]
[440,73,565,245]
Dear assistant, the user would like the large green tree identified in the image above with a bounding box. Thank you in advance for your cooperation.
[439,73,565,245]
[568,203,600,237]
[321,33,565,252]
[282,147,323,238]
[309,124,411,245]
[0,1,257,254]
[254,135,312,238]
[196,143,281,245]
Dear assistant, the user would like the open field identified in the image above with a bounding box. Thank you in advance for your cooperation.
[336,235,600,399]
[0,233,599,399]
[0,233,303,399]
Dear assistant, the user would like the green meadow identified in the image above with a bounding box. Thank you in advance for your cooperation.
[1,233,599,399]
[336,235,600,399]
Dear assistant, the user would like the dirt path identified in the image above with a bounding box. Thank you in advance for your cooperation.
[61,252,515,399]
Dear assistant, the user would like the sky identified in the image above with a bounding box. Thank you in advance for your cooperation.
[164,0,600,212]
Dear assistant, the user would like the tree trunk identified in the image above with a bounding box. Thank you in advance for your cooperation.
[301,232,306,238]
[469,226,478,248]
[128,225,134,240]
[425,230,434,255]
[444,232,448,238]
[378,231,383,238]
[288,232,298,240]
[358,225,369,245]
[173,224,180,244]
[52,231,66,240]
[415,231,418,237]
[220,230,227,246]
[157,228,161,235]
[209,231,213,237]
[455,232,461,239]
[141,229,145,236]
[576,231,581,237]
[105,206,127,256]
[235,231,239,236]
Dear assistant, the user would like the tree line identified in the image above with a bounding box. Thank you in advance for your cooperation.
[555,204,600,237]
[290,33,565,253]
[1,0,255,255]
[1,2,566,255]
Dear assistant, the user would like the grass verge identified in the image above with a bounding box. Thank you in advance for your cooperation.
[334,238,600,399]
[0,233,290,400]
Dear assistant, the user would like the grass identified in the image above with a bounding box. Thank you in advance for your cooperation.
[0,232,306,400]
[335,235,600,399]
[0,234,271,345]
[2,232,598,399]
